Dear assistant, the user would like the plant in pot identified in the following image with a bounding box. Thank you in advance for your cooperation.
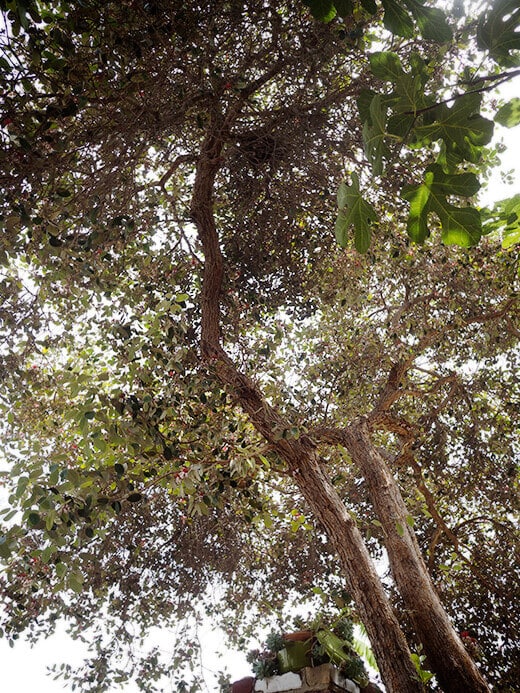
[246,613,369,686]
[247,629,313,679]
[311,616,370,687]
[246,640,280,679]
[277,632,313,674]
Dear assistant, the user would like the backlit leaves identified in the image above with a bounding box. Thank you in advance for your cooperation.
[305,0,452,42]
[414,95,494,165]
[495,98,520,128]
[381,0,414,38]
[303,0,337,21]
[403,0,451,43]
[380,0,451,42]
[335,174,377,252]
[350,56,496,248]
[402,164,482,246]
[477,0,520,67]
[482,194,520,249]
[369,51,430,114]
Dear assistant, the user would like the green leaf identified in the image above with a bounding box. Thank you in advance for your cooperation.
[303,0,336,22]
[395,521,405,537]
[333,0,354,15]
[41,545,56,563]
[127,492,143,503]
[478,0,520,66]
[362,95,390,175]
[290,519,300,533]
[360,0,377,14]
[415,94,494,164]
[357,89,377,125]
[381,0,414,38]
[337,181,349,209]
[0,535,13,559]
[402,164,482,246]
[404,0,452,43]
[387,112,415,137]
[369,52,405,82]
[55,562,67,578]
[45,510,56,531]
[93,437,107,452]
[481,194,520,248]
[28,511,41,526]
[68,572,84,594]
[334,173,377,252]
[411,653,435,683]
[315,630,350,666]
[495,98,520,128]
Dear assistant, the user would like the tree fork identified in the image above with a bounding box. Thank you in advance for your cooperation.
[208,355,425,692]
[191,130,423,692]
[190,115,487,693]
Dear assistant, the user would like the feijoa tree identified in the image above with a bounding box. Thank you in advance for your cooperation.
[0,1,518,691]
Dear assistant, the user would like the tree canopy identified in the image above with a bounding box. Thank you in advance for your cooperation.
[0,1,519,691]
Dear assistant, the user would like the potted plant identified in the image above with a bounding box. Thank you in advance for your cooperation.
[246,643,280,679]
[277,635,313,674]
[246,612,369,686]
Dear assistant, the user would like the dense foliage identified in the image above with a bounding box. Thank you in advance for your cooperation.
[0,0,519,691]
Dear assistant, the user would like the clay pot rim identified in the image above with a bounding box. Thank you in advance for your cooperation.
[282,630,314,642]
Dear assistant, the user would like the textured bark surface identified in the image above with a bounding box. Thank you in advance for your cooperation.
[189,114,490,692]
[343,422,490,693]
[288,448,424,693]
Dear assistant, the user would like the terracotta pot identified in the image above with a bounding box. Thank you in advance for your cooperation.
[282,630,313,642]
[231,676,255,693]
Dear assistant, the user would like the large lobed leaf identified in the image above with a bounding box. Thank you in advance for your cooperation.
[478,0,520,67]
[414,94,494,165]
[402,164,482,246]
[335,174,377,252]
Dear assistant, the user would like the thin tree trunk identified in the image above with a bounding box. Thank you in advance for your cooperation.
[343,420,490,693]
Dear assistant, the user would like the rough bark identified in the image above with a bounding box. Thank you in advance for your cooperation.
[342,421,490,693]
[289,446,424,693]
[206,359,424,692]
[189,116,489,692]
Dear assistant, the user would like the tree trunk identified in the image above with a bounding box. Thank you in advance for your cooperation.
[190,121,489,693]
[343,420,490,693]
[210,357,424,691]
[288,444,424,693]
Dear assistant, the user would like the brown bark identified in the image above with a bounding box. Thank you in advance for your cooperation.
[207,356,424,692]
[342,421,489,693]
[289,445,424,693]
[189,117,489,692]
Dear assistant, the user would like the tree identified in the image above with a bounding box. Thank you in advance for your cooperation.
[0,1,518,691]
